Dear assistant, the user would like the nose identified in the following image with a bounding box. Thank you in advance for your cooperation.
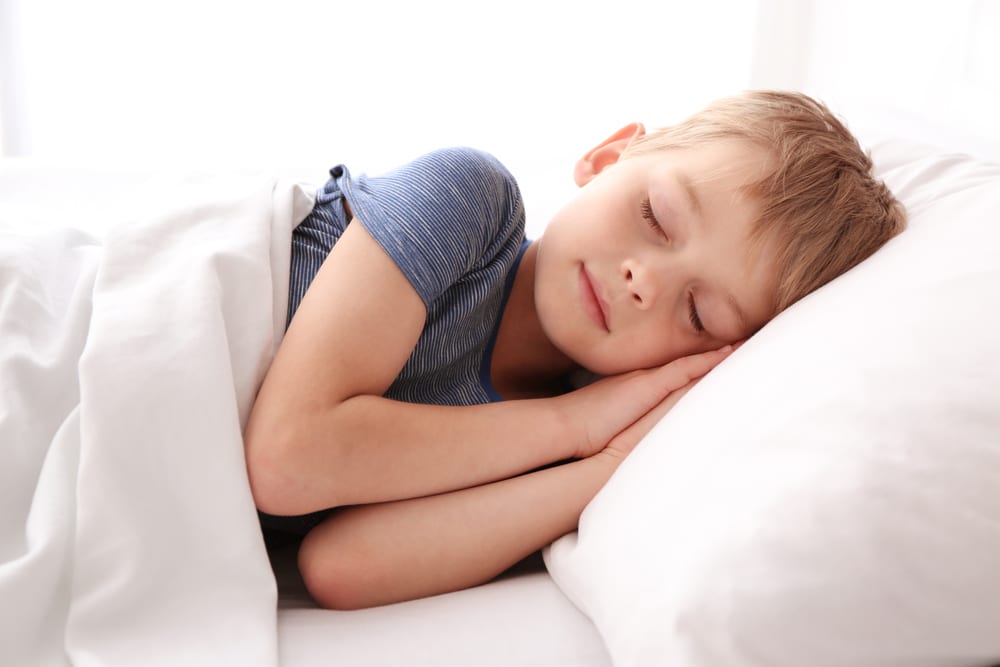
[621,259,658,310]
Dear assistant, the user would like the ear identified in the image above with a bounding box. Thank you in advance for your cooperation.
[573,122,646,187]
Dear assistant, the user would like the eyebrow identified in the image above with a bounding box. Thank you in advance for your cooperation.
[724,290,749,333]
[676,171,704,221]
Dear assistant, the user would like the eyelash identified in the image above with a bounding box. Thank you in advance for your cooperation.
[687,292,705,334]
[640,197,665,237]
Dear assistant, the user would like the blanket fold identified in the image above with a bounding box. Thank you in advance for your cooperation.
[1,174,314,666]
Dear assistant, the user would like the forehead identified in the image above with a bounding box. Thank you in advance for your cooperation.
[643,138,772,185]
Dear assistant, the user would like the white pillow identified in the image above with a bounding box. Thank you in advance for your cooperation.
[544,140,1000,667]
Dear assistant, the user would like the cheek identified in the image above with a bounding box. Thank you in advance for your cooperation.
[617,321,713,370]
[551,197,635,248]
[532,256,579,345]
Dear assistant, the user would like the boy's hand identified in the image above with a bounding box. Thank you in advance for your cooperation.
[559,345,733,460]
[596,378,697,466]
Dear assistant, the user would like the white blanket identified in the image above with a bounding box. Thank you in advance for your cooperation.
[0,173,315,666]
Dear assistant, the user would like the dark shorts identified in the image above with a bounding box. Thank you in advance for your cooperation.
[258,508,336,547]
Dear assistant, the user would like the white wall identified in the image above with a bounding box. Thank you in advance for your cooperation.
[0,0,761,232]
[3,0,761,167]
[752,0,1000,161]
[7,1,1000,165]
[14,2,995,225]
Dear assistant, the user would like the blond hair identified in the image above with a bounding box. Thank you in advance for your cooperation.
[622,91,906,313]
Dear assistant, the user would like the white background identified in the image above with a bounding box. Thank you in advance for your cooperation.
[0,0,760,163]
[2,0,999,232]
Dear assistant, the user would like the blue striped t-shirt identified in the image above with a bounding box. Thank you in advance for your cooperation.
[287,147,529,405]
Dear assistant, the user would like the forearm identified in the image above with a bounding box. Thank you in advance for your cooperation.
[247,345,732,516]
[246,392,578,515]
[297,452,617,610]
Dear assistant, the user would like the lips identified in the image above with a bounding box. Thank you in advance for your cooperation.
[579,266,610,332]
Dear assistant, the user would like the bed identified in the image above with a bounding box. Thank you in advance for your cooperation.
[3,6,1000,663]
[2,108,999,667]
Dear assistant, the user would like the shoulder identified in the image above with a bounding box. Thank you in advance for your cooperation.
[334,148,525,305]
[402,147,521,203]
[414,148,525,251]
[374,146,525,242]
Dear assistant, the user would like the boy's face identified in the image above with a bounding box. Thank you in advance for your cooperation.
[534,127,777,376]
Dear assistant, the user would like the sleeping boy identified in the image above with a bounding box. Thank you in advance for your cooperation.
[243,91,906,609]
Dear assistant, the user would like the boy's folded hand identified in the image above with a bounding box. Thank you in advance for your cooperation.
[595,377,698,468]
[559,344,734,460]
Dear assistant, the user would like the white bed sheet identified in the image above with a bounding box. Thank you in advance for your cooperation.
[271,544,611,667]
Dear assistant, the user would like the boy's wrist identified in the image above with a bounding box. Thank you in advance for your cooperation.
[542,393,592,462]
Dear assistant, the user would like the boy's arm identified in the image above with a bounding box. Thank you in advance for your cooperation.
[245,220,729,516]
[296,381,689,610]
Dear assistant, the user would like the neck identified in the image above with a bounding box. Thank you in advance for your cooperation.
[490,241,579,400]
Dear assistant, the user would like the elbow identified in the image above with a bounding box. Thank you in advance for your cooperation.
[243,422,292,516]
[298,518,393,610]
[244,412,330,517]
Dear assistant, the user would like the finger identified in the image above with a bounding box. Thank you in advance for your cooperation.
[654,344,733,389]
[567,345,734,458]
[600,379,700,462]
[657,378,697,411]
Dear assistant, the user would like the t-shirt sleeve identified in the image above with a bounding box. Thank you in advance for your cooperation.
[331,147,525,307]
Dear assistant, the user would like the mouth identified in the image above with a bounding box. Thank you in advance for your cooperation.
[579,265,610,332]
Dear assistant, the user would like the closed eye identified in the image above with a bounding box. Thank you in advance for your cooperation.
[640,197,666,238]
[688,292,705,334]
